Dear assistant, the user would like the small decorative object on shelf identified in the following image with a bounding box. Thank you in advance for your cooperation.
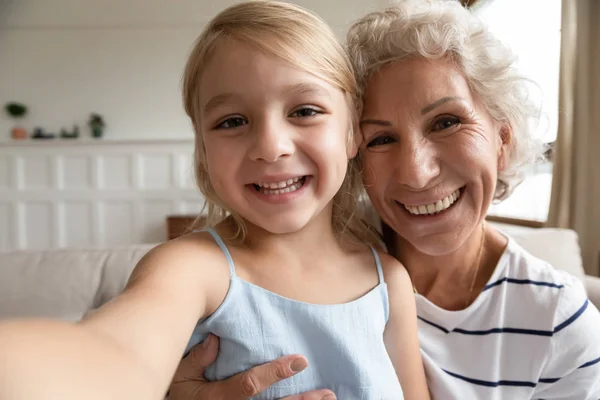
[31,127,56,139]
[88,113,105,138]
[4,102,28,140]
[60,125,80,139]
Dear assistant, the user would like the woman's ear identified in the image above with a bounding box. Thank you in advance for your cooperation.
[497,123,512,171]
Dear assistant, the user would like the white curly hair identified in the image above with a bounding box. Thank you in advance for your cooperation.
[347,0,545,200]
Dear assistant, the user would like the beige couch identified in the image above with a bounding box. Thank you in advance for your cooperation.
[0,224,599,321]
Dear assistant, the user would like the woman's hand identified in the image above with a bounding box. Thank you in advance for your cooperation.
[169,334,336,400]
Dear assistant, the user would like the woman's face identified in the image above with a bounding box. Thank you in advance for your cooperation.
[360,56,511,256]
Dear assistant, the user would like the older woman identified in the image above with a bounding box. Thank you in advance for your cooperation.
[170,0,600,399]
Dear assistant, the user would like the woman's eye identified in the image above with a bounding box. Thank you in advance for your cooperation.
[433,116,460,131]
[290,107,322,118]
[366,135,396,148]
[215,117,247,130]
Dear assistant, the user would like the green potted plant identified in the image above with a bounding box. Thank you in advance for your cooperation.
[4,102,28,140]
[88,113,106,138]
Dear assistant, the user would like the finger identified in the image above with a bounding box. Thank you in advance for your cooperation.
[215,355,309,399]
[172,334,219,382]
[281,389,337,400]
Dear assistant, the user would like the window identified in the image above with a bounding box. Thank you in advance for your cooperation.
[475,0,562,223]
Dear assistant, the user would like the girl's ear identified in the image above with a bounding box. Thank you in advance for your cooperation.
[497,123,512,171]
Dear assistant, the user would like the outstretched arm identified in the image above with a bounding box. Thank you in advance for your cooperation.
[0,234,228,400]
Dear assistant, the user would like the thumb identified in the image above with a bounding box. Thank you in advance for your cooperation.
[210,355,309,399]
[172,334,219,382]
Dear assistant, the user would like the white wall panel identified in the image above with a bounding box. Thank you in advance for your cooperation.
[0,202,11,251]
[0,156,10,189]
[62,202,93,247]
[99,155,131,190]
[140,154,171,190]
[59,156,91,190]
[0,140,203,251]
[21,155,52,189]
[102,201,133,247]
[23,201,53,250]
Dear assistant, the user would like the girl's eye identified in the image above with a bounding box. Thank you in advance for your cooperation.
[215,117,247,130]
[290,107,322,118]
[366,135,396,148]
[433,116,460,131]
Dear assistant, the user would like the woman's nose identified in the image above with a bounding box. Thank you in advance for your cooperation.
[393,139,440,190]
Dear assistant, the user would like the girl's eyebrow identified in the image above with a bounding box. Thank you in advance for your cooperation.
[203,93,235,114]
[286,82,331,99]
[203,83,332,114]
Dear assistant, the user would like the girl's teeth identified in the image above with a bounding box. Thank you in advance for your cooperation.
[258,177,300,189]
[404,189,461,216]
[255,177,305,195]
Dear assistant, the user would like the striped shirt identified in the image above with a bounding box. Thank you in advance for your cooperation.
[418,237,600,399]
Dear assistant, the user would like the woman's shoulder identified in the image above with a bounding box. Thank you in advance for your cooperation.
[500,235,593,324]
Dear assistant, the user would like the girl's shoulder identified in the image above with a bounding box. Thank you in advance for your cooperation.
[132,230,232,315]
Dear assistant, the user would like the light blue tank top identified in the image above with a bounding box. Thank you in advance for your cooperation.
[185,228,404,399]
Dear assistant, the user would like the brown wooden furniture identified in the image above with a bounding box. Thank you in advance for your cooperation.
[166,214,205,240]
[485,215,545,229]
[166,213,543,242]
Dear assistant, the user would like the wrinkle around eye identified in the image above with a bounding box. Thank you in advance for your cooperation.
[365,135,397,148]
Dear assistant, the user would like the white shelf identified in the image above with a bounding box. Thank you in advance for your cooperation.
[0,138,194,147]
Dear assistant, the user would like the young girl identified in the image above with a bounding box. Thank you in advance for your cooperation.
[0,2,427,399]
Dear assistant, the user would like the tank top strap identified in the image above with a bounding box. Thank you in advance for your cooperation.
[369,246,385,284]
[198,228,237,277]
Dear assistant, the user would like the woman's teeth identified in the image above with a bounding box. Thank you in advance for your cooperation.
[254,176,305,195]
[404,189,461,216]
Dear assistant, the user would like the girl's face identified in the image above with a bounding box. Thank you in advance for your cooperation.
[198,39,356,235]
[360,57,511,256]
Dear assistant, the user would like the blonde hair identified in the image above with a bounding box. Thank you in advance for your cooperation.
[182,0,379,244]
[347,0,544,200]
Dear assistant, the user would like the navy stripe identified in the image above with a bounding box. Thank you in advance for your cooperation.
[579,356,600,369]
[443,357,600,388]
[483,277,564,292]
[442,369,537,387]
[417,316,449,333]
[418,298,589,337]
[554,299,588,333]
[535,356,600,385]
[539,377,560,384]
[419,315,554,336]
[453,327,553,337]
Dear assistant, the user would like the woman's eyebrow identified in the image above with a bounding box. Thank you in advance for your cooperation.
[421,96,464,115]
[359,119,392,127]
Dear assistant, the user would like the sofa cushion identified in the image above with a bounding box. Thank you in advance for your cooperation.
[0,245,153,321]
[490,223,585,283]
